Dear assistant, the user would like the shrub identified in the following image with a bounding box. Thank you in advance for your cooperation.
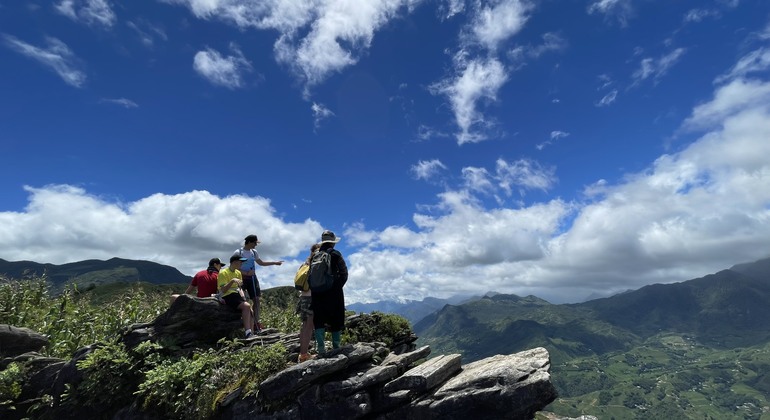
[136,342,287,420]
[345,311,412,348]
[0,362,25,402]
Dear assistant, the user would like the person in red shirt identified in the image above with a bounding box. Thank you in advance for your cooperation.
[186,257,224,297]
[170,258,224,305]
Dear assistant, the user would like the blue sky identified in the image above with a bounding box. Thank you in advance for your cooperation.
[1,0,769,304]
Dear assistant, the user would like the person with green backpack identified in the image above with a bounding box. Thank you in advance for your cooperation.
[294,243,320,363]
[309,230,348,354]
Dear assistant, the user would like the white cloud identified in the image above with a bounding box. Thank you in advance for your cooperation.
[438,0,465,19]
[55,0,116,28]
[127,20,168,47]
[632,48,686,85]
[312,102,335,130]
[682,79,770,132]
[715,47,770,84]
[587,0,633,27]
[469,0,532,51]
[0,186,321,285]
[165,0,413,92]
[683,8,720,23]
[595,89,618,107]
[193,44,253,89]
[412,159,448,181]
[2,35,86,87]
[101,98,139,108]
[342,50,770,304]
[430,56,508,144]
[536,131,570,150]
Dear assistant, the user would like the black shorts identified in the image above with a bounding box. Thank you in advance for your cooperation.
[242,275,261,299]
[223,292,245,310]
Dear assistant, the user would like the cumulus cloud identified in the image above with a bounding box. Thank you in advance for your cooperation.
[165,0,412,92]
[0,186,321,286]
[2,35,86,87]
[54,0,116,28]
[193,44,253,89]
[340,47,770,304]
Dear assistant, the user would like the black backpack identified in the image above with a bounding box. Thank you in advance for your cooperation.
[308,249,335,292]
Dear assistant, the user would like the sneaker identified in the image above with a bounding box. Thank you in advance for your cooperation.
[245,329,253,338]
[298,353,314,363]
[254,322,264,333]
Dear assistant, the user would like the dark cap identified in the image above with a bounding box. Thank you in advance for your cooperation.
[209,258,224,267]
[230,254,248,263]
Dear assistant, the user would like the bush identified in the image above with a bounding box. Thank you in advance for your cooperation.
[0,362,25,402]
[136,342,287,420]
[345,311,412,348]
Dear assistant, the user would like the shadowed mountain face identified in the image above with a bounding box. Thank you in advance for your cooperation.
[417,257,770,364]
[0,257,190,289]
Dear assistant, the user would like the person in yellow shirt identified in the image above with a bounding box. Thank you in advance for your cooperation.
[218,254,255,338]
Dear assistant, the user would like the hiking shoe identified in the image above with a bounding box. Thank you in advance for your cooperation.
[245,330,253,338]
[298,353,314,363]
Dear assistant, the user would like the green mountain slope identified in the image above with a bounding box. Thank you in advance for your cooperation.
[0,257,190,289]
[418,257,770,362]
[417,257,770,419]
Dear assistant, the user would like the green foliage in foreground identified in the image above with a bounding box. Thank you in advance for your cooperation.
[0,278,167,359]
[0,277,414,419]
[547,334,770,420]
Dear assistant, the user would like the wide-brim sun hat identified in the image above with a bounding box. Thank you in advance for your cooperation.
[320,230,341,244]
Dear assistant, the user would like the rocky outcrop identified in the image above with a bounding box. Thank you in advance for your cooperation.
[229,344,556,419]
[1,296,558,420]
[0,324,48,358]
[122,295,242,349]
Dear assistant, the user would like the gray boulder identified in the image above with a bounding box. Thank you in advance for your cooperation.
[122,294,241,349]
[0,324,48,357]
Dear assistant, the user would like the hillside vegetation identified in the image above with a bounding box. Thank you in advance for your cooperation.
[0,277,412,419]
[417,257,770,419]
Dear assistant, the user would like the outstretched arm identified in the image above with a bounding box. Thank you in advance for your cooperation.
[256,258,283,267]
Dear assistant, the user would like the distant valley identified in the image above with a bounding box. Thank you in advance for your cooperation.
[412,256,770,419]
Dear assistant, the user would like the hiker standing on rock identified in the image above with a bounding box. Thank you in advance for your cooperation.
[297,243,320,362]
[235,234,283,332]
[218,254,255,338]
[311,230,348,354]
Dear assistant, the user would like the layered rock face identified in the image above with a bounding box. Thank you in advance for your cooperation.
[235,344,556,420]
[1,295,558,419]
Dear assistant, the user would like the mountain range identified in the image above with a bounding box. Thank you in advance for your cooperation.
[346,294,485,325]
[0,257,190,290]
[413,256,770,364]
